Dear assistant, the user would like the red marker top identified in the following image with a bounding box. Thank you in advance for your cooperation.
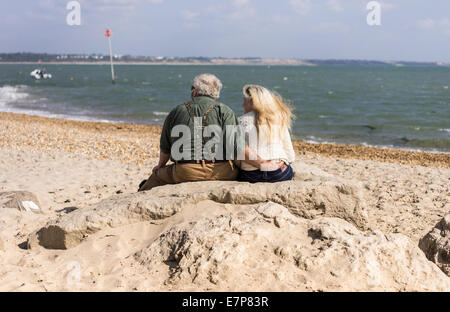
[104,29,112,37]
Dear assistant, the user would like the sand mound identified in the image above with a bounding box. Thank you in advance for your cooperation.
[291,161,334,181]
[135,202,450,291]
[28,165,369,250]
[4,160,447,291]
[419,213,450,276]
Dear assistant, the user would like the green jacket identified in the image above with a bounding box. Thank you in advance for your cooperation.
[160,96,240,161]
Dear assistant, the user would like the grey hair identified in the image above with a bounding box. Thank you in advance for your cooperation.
[192,73,223,99]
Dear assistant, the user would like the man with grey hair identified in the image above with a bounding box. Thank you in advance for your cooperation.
[138,73,239,191]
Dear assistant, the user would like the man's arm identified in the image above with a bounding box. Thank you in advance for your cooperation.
[153,150,170,173]
[154,109,175,173]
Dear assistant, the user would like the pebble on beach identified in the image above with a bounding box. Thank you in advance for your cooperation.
[0,112,448,169]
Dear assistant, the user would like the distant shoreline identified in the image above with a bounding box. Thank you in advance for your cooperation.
[1,57,449,67]
[0,61,316,66]
[2,62,450,67]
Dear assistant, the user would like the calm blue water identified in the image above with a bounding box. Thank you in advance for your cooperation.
[0,64,449,152]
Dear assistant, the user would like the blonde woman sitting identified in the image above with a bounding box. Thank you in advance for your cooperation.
[237,85,295,183]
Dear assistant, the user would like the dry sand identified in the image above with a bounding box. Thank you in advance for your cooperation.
[0,112,448,291]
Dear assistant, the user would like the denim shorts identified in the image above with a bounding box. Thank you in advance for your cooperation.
[238,164,294,183]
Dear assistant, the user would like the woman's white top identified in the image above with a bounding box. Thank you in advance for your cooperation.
[237,111,296,171]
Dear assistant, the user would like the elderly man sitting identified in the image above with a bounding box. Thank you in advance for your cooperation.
[138,73,239,191]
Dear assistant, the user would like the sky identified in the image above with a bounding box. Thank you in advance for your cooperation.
[1,0,450,62]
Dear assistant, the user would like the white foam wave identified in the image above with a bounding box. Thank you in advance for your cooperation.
[298,136,449,154]
[1,107,119,124]
[0,85,167,126]
[0,85,29,106]
[439,128,450,133]
[303,136,335,145]
[153,111,169,116]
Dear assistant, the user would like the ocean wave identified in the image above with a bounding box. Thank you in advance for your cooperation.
[297,135,449,154]
[0,85,111,123]
[0,85,29,106]
[303,136,335,145]
[0,85,168,126]
[153,111,169,116]
[1,107,118,124]
[439,128,450,133]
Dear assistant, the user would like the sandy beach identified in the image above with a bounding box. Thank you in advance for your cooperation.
[0,112,449,291]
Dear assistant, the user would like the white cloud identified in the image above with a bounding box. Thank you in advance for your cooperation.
[25,10,57,22]
[289,0,311,16]
[180,9,200,29]
[232,0,251,8]
[326,0,343,12]
[311,21,350,33]
[271,14,291,25]
[85,0,164,12]
[379,1,398,11]
[227,0,256,20]
[417,18,450,36]
[180,10,199,21]
[38,0,57,9]
[38,0,164,7]
[97,0,163,4]
[201,0,255,21]
[417,18,436,30]
[326,0,397,12]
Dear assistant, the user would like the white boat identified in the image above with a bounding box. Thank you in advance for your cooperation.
[30,69,52,80]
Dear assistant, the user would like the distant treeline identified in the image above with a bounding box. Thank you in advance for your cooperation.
[305,59,441,67]
[0,53,262,63]
[0,53,58,62]
[0,53,444,67]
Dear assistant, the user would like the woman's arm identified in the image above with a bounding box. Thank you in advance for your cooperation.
[283,128,296,163]
[237,113,280,170]
[242,145,263,169]
[241,146,280,171]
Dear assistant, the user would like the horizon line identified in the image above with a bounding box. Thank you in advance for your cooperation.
[0,52,448,65]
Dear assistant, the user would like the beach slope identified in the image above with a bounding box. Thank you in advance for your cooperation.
[0,112,449,291]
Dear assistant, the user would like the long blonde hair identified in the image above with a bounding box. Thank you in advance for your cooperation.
[243,84,294,142]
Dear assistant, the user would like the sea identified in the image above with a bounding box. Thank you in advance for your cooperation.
[0,64,449,153]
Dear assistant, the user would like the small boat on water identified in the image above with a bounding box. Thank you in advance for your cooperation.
[30,69,52,80]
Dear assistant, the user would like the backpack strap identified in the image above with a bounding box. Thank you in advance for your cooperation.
[185,101,195,117]
[185,101,218,131]
[185,101,219,160]
[202,101,218,130]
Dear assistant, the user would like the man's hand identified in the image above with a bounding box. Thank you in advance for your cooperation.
[152,164,164,174]
[152,165,160,174]
[152,150,171,175]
